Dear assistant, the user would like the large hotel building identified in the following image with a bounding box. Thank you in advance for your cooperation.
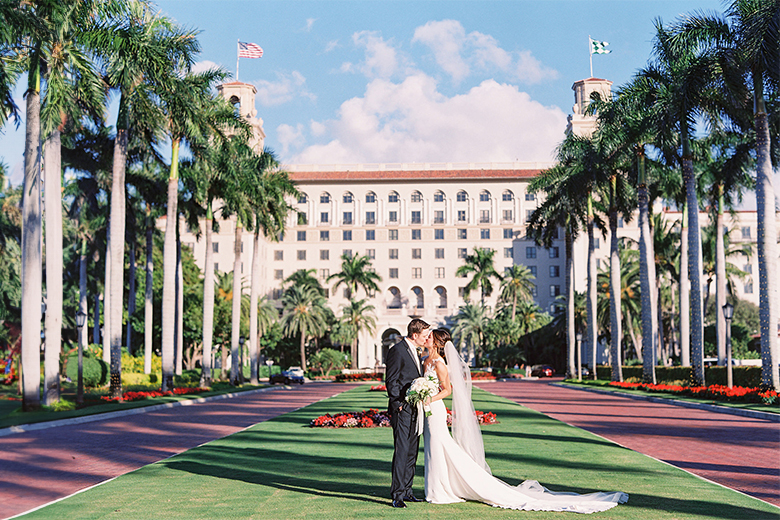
[179,79,773,369]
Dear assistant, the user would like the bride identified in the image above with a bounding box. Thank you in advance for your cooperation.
[420,328,628,513]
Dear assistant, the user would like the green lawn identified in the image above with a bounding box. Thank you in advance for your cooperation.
[16,386,779,520]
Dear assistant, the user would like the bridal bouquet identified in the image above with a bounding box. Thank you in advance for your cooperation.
[406,375,439,417]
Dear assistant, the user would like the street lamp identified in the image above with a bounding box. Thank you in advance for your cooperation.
[722,302,734,388]
[76,311,87,405]
[575,332,583,381]
[265,358,274,383]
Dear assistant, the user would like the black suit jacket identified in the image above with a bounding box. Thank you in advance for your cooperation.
[385,338,422,414]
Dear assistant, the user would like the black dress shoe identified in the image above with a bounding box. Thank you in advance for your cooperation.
[404,495,424,502]
[391,499,407,508]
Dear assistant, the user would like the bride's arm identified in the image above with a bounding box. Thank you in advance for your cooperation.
[430,360,452,402]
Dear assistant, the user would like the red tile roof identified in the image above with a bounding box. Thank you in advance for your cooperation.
[288,169,543,182]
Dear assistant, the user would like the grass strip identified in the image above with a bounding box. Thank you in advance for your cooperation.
[16,386,779,520]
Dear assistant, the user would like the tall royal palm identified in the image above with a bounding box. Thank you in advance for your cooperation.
[328,253,381,300]
[455,247,502,306]
[281,284,329,370]
[451,303,489,366]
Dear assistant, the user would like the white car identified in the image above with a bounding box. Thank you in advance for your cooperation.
[287,366,305,378]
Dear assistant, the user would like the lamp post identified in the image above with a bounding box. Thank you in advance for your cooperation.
[722,302,734,388]
[265,359,274,383]
[76,311,87,405]
[238,337,245,384]
[575,332,583,381]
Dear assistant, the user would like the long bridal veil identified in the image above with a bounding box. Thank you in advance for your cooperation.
[444,341,491,474]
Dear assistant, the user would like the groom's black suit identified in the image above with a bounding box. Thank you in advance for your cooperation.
[385,337,422,502]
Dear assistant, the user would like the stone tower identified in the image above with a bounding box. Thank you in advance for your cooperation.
[216,81,266,153]
[565,77,612,137]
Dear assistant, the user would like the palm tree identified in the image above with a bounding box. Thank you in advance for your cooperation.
[280,284,330,370]
[455,247,502,306]
[498,265,536,321]
[672,1,779,389]
[451,303,489,366]
[328,253,381,300]
[340,299,377,369]
[597,244,642,364]
[285,269,326,297]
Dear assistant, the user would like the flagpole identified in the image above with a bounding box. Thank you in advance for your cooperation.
[236,39,240,81]
[588,36,593,78]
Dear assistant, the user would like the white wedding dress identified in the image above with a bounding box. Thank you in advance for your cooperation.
[422,343,628,513]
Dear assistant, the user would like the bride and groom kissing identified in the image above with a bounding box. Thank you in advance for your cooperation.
[385,318,628,513]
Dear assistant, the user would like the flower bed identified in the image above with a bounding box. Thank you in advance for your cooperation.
[369,384,386,392]
[310,407,498,428]
[100,387,206,403]
[470,371,497,381]
[608,381,778,405]
[334,373,384,382]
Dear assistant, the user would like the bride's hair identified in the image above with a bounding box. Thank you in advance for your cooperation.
[431,329,452,358]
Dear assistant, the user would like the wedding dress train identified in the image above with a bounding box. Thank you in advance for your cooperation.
[423,346,628,514]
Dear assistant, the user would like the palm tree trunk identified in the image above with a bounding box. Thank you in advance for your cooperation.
[680,203,690,366]
[352,337,358,370]
[300,331,307,370]
[669,282,678,359]
[682,130,705,387]
[230,216,242,385]
[43,130,63,404]
[175,235,183,376]
[587,194,598,379]
[126,242,136,355]
[249,227,261,385]
[638,155,656,384]
[144,209,153,375]
[753,77,779,390]
[21,66,42,410]
[161,140,180,391]
[201,204,214,387]
[102,231,110,363]
[609,180,623,382]
[565,228,575,378]
[78,237,88,405]
[716,186,727,366]
[109,126,128,399]
[93,293,100,345]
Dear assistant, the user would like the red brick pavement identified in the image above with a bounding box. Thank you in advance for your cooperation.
[477,379,780,507]
[0,383,358,519]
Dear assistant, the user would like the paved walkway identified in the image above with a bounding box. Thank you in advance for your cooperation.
[477,379,780,507]
[0,383,358,519]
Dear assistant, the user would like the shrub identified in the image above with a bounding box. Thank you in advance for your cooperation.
[174,369,201,386]
[335,373,383,382]
[65,354,108,387]
[595,365,762,387]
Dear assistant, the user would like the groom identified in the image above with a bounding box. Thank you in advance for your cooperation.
[385,318,430,508]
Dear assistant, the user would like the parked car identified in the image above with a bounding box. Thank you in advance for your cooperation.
[269,367,305,385]
[530,364,555,377]
[579,366,590,377]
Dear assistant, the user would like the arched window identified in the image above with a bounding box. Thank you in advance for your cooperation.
[433,190,445,203]
[365,191,376,203]
[410,190,423,203]
[502,190,514,202]
[320,192,331,204]
[387,287,402,309]
[388,191,399,203]
[479,190,491,202]
[298,193,308,204]
[456,190,468,202]
[435,286,447,308]
[343,192,354,203]
[412,287,424,309]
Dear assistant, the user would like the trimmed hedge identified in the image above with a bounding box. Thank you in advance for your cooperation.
[65,355,108,387]
[595,365,762,388]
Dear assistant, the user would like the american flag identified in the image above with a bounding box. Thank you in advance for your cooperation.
[238,42,263,58]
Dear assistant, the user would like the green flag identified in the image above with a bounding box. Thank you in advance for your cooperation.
[590,38,611,55]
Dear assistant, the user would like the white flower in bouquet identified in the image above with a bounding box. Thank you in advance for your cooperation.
[406,375,439,416]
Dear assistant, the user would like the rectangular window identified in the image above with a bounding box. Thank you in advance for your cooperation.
[457,191,467,202]
[526,209,533,222]
[480,229,490,240]
[412,248,422,259]
[343,288,350,298]
[389,248,399,259]
[741,226,751,239]
[457,210,467,222]
[479,192,490,202]
[412,229,421,240]
[297,250,306,261]
[504,247,513,259]
[298,195,307,204]
[320,194,330,203]
[529,266,537,277]
[274,250,283,261]
[388,210,398,222]
[458,229,467,240]
[389,229,399,241]
[365,211,376,225]
[531,283,537,296]
[297,230,306,241]
[212,242,219,253]
[343,249,352,258]
[272,288,282,300]
[435,267,445,279]
[298,213,308,225]
[241,242,244,253]
[366,248,375,259]
[366,193,375,203]
[366,230,375,241]
[320,230,330,241]
[274,269,284,280]
[435,248,444,259]
[320,212,329,223]
[214,262,219,272]
[343,193,353,203]
[596,258,601,270]
[503,228,513,239]
[411,192,422,203]
[458,287,466,297]
[343,230,352,241]
[502,210,513,222]
[434,210,445,224]
[526,246,537,259]
[618,217,624,228]
[343,212,353,225]
[434,192,444,202]
[479,210,490,223]
[525,193,535,201]
[503,192,513,202]
[550,265,560,277]
[320,250,329,261]
[550,285,561,297]
[434,229,444,240]
[744,264,752,274]
[320,268,329,279]
[411,211,422,224]
[745,282,753,293]
[549,247,559,258]
[594,238,600,249]
[389,268,399,279]
[458,248,467,259]
[551,227,559,240]
[388,193,398,203]
[412,267,422,279]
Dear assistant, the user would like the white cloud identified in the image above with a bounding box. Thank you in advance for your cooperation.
[290,73,566,164]
[324,39,339,53]
[342,31,400,79]
[412,19,557,85]
[191,60,222,75]
[276,123,305,155]
[304,18,316,32]
[310,120,327,136]
[253,71,316,106]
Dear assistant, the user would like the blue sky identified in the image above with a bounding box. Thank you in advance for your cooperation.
[0,0,734,185]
